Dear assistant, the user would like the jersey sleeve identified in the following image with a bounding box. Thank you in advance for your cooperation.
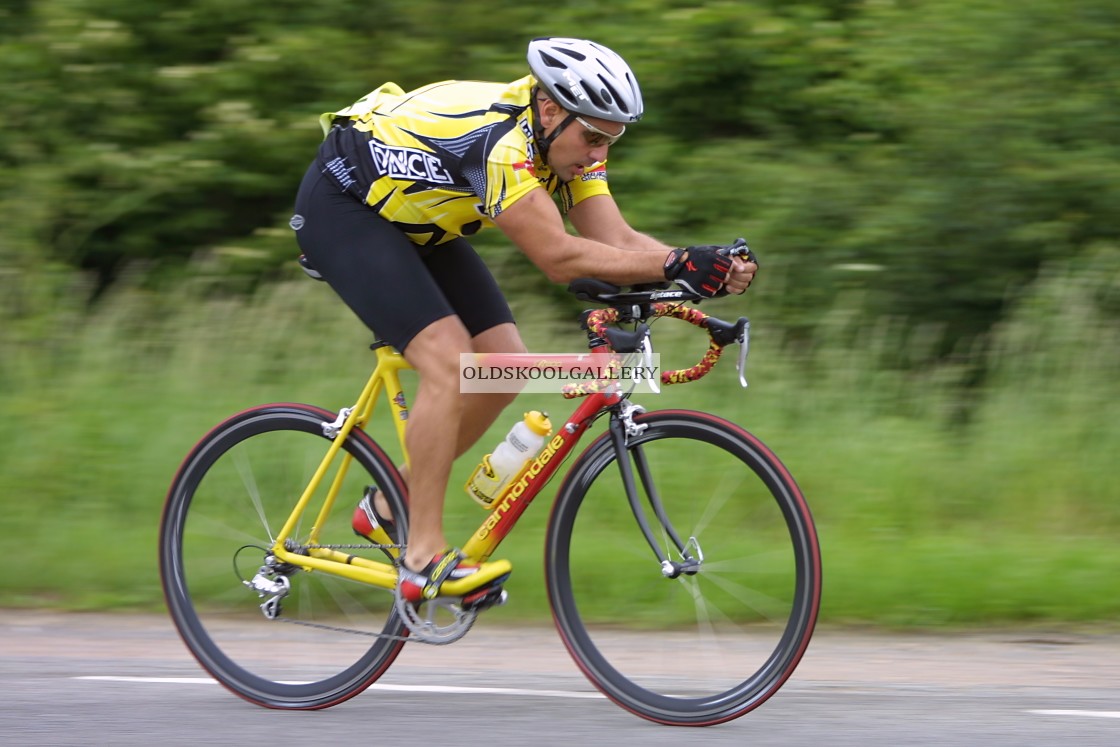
[555,163,612,213]
[474,128,544,219]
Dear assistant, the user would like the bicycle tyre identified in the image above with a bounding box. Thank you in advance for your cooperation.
[159,403,409,709]
[545,409,820,726]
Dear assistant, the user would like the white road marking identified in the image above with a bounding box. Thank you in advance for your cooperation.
[1029,710,1120,719]
[74,676,604,699]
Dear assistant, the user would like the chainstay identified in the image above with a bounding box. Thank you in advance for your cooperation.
[276,542,470,645]
[271,601,475,646]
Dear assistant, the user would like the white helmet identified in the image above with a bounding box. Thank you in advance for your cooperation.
[527,37,644,123]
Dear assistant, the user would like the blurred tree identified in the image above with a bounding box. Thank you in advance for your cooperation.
[1,0,1117,360]
[831,0,1120,346]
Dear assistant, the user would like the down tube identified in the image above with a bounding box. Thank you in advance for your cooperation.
[461,393,615,562]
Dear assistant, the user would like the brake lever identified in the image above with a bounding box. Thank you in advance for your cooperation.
[717,237,758,266]
[736,319,751,389]
[641,333,660,394]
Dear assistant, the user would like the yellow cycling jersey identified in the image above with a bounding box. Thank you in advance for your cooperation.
[317,75,612,247]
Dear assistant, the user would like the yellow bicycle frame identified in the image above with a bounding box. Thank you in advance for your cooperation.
[269,344,412,590]
[261,343,614,596]
[229,298,739,600]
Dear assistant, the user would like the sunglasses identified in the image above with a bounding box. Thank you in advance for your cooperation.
[574,116,626,147]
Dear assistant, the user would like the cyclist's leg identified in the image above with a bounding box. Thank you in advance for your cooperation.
[292,167,512,588]
[366,243,529,524]
[396,315,473,569]
[373,323,523,513]
[292,164,474,574]
[355,316,511,599]
[395,240,526,570]
[456,323,525,447]
[423,240,526,460]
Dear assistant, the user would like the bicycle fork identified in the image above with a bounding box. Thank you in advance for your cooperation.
[609,403,703,578]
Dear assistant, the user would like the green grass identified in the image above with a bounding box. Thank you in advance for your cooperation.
[1,260,1117,627]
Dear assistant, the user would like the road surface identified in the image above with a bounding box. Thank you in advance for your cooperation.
[1,610,1117,746]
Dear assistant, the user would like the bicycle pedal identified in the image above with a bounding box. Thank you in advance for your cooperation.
[461,584,508,612]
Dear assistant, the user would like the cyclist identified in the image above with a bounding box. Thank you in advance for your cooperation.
[290,37,757,605]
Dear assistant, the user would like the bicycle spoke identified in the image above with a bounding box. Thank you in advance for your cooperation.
[233,448,275,543]
[690,570,795,624]
[700,547,793,574]
[690,465,743,538]
[181,510,269,546]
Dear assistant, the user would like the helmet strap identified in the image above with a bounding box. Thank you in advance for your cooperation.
[530,87,576,165]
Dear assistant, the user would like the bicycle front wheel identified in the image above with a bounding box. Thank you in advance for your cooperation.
[546,409,821,726]
[159,403,409,709]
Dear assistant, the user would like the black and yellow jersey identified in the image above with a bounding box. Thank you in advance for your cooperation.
[316,76,611,247]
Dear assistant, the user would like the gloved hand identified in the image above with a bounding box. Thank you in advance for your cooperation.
[663,245,733,297]
[713,238,758,296]
[721,237,758,266]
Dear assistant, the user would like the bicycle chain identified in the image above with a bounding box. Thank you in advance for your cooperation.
[271,614,415,643]
[303,542,405,551]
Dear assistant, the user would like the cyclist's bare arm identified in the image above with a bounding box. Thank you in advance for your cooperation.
[493,187,667,284]
[567,194,673,254]
[568,193,759,293]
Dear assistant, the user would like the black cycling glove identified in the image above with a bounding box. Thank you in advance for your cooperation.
[663,245,733,297]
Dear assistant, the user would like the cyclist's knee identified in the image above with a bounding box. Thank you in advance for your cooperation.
[469,323,529,405]
[406,317,471,383]
[472,322,526,356]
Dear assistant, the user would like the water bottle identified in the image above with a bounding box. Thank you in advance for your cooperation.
[465,411,552,508]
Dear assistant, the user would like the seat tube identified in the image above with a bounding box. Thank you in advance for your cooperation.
[375,346,413,470]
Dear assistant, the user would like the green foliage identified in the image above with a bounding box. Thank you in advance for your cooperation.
[1,0,1118,623]
[0,254,1117,624]
[2,0,1118,350]
[836,0,1120,342]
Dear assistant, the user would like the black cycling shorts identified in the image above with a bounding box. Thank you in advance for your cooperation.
[291,160,515,353]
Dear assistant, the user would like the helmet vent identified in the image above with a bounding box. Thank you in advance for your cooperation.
[556,47,587,62]
[598,76,622,109]
[539,51,566,69]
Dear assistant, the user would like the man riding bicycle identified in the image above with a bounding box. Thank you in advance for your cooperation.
[290,37,757,605]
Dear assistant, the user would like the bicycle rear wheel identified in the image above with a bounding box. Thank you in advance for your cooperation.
[546,409,820,726]
[159,403,409,709]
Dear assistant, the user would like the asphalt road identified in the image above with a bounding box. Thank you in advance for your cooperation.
[1,610,1117,746]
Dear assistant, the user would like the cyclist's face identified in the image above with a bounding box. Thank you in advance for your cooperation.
[539,100,623,181]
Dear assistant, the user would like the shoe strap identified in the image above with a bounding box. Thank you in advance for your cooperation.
[421,549,468,599]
